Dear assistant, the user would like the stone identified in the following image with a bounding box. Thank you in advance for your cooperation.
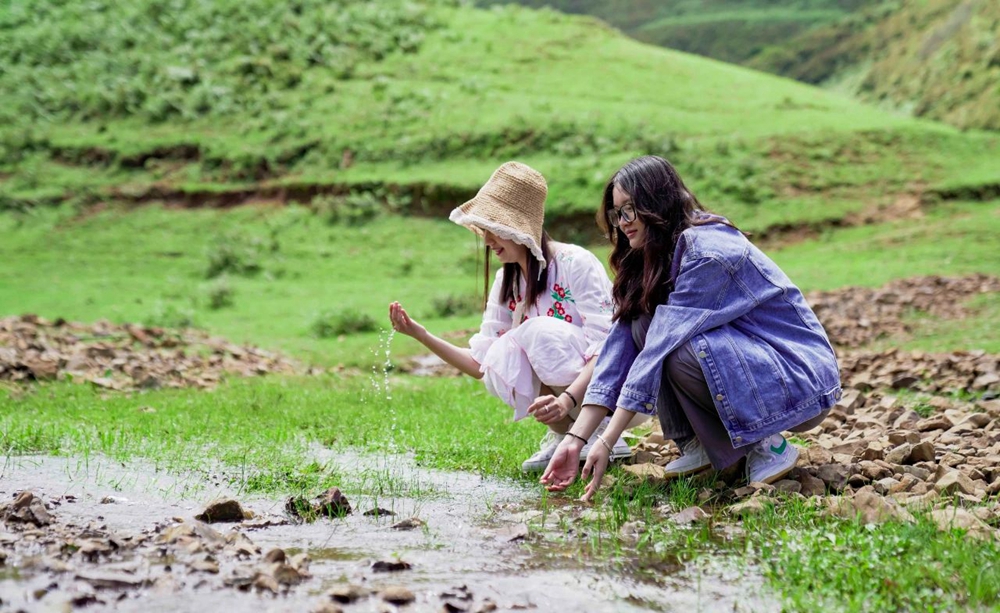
[312,604,344,613]
[728,498,766,517]
[907,441,936,463]
[328,584,369,604]
[935,470,976,496]
[194,498,250,523]
[381,586,415,605]
[885,444,912,465]
[622,463,667,481]
[670,506,710,525]
[916,415,954,432]
[774,480,802,494]
[315,488,352,517]
[816,464,850,491]
[798,472,826,497]
[263,548,286,564]
[930,508,994,539]
[873,478,900,495]
[371,560,412,573]
[391,517,425,531]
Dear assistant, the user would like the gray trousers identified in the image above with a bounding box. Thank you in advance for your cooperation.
[630,316,826,471]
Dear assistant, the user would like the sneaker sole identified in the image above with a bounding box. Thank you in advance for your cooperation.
[663,463,713,479]
[756,464,795,485]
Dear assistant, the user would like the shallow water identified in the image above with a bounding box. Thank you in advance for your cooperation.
[0,452,776,612]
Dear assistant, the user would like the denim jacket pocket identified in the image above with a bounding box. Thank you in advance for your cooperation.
[722,327,790,422]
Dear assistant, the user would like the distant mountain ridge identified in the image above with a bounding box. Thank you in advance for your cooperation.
[483,0,999,131]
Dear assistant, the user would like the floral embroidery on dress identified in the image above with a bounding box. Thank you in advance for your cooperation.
[546,301,573,323]
[551,283,574,303]
[599,297,614,314]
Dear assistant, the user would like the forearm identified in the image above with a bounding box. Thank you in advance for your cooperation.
[562,357,596,409]
[415,329,483,379]
[568,404,610,440]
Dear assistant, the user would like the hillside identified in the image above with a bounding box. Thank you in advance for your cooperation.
[751,0,1000,131]
[0,0,997,236]
[478,0,876,64]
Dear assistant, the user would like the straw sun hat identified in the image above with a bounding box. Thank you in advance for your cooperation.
[449,161,548,266]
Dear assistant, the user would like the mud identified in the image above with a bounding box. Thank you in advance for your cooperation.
[0,453,775,612]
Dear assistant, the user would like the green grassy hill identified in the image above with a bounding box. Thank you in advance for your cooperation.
[1,0,996,234]
[478,0,874,64]
[751,0,1000,131]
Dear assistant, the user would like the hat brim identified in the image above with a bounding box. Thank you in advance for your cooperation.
[449,203,545,266]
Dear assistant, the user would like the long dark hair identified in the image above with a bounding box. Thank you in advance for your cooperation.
[598,156,729,321]
[483,231,552,309]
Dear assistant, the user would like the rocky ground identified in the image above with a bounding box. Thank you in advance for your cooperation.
[0,315,295,391]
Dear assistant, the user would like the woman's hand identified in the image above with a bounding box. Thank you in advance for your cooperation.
[388,302,426,339]
[580,437,611,503]
[540,437,583,492]
[527,393,572,425]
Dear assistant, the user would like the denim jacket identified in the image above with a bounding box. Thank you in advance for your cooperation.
[583,221,842,448]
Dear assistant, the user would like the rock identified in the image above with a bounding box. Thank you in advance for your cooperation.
[930,508,994,539]
[732,486,756,499]
[836,389,863,414]
[885,444,912,465]
[253,572,279,594]
[1,491,53,526]
[190,558,220,574]
[774,479,802,494]
[935,470,976,496]
[263,548,286,564]
[916,415,954,432]
[728,498,766,517]
[493,524,529,542]
[381,586,415,605]
[371,560,412,573]
[391,517,425,531]
[816,464,850,491]
[195,498,250,523]
[622,463,667,481]
[312,604,344,613]
[973,373,1000,390]
[873,478,900,495]
[315,488,352,517]
[907,441,936,463]
[75,571,150,589]
[827,489,914,524]
[271,562,306,585]
[798,471,826,497]
[670,506,710,525]
[891,375,920,390]
[363,507,395,517]
[328,584,369,604]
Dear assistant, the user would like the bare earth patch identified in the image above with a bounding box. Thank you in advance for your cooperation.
[0,315,295,391]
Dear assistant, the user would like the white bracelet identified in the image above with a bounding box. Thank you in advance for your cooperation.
[596,434,613,454]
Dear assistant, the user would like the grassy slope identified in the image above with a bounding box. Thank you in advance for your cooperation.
[2,1,997,231]
[479,0,873,63]
[751,0,1000,131]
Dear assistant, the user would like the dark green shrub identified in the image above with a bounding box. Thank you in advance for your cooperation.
[310,309,377,338]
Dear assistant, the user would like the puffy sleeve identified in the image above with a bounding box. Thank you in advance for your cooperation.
[567,247,615,359]
[468,269,513,365]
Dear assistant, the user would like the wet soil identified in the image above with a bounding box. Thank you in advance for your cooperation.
[0,453,774,612]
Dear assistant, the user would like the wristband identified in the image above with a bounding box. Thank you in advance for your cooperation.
[560,390,578,409]
[565,432,588,445]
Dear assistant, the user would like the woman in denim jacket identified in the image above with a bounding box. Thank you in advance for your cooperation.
[541,156,841,501]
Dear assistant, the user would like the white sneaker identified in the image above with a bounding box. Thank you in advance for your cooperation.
[580,419,632,462]
[663,437,712,478]
[746,434,799,484]
[521,429,563,473]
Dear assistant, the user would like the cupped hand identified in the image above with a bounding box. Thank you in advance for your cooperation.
[580,438,611,502]
[540,439,582,492]
[388,302,426,339]
[527,394,571,425]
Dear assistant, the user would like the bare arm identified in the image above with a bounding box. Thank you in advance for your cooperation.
[389,302,483,379]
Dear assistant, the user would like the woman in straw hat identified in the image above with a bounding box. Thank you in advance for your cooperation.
[389,161,646,472]
[541,156,840,501]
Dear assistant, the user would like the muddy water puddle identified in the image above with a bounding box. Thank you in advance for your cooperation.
[0,453,775,612]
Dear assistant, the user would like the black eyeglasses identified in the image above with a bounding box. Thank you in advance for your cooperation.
[607,204,636,229]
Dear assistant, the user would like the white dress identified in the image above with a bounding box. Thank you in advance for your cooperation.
[469,243,614,421]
